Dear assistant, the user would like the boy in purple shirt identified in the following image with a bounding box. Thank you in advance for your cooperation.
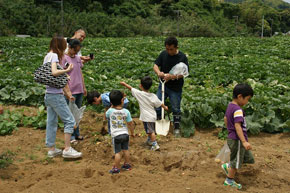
[222,83,255,190]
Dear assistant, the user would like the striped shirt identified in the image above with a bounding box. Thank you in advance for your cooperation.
[225,103,248,141]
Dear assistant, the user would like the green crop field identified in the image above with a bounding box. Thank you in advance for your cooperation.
[0,37,289,136]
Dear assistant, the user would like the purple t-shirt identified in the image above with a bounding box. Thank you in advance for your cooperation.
[225,103,248,141]
[61,54,84,95]
[44,53,63,94]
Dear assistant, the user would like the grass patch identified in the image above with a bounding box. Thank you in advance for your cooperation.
[0,150,16,168]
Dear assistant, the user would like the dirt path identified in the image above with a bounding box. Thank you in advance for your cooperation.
[0,109,289,193]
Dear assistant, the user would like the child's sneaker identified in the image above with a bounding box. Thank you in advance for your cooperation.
[62,147,82,158]
[146,140,153,146]
[224,179,242,190]
[121,163,132,171]
[221,163,229,175]
[151,144,160,151]
[47,148,62,158]
[109,167,120,174]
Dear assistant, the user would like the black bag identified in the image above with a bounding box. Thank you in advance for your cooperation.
[34,54,68,89]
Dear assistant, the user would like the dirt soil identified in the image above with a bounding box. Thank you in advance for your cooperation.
[0,106,289,193]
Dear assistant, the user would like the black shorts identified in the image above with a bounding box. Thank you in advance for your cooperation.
[112,134,129,154]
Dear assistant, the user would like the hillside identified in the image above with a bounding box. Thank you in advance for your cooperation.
[0,0,290,37]
[224,0,290,9]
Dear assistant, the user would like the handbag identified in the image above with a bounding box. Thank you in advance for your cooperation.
[34,53,68,89]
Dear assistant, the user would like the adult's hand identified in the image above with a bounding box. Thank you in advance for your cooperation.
[83,56,91,62]
[66,63,74,72]
[84,88,87,96]
[164,73,173,81]
[158,72,165,78]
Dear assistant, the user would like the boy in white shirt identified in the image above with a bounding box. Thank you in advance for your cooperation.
[120,76,168,151]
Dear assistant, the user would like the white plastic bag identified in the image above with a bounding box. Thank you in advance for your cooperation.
[215,143,230,164]
[69,101,86,129]
[169,62,189,77]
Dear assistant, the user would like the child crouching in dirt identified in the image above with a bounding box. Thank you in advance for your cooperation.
[86,91,129,135]
[120,76,168,151]
[106,90,135,174]
[222,83,255,189]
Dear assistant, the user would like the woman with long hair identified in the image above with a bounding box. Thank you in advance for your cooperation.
[44,35,82,159]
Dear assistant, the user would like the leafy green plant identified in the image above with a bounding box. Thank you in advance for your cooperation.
[0,37,289,136]
[180,109,195,138]
[23,105,46,129]
[0,150,16,168]
[218,128,228,140]
[0,110,19,135]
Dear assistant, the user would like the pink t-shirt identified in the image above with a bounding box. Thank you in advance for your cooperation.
[61,54,84,95]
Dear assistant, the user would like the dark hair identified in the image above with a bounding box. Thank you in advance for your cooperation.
[233,83,254,99]
[109,90,123,106]
[49,35,67,60]
[165,36,178,47]
[141,76,153,90]
[67,38,82,49]
[87,91,100,104]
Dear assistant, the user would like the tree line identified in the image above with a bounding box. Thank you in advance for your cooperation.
[0,0,289,37]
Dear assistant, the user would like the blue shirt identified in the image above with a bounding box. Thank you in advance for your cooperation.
[101,92,129,108]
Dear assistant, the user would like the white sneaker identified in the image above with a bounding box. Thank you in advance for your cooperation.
[174,129,181,138]
[47,148,62,158]
[62,147,82,158]
[151,144,160,151]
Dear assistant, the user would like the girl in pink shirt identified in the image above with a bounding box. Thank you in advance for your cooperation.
[62,38,86,142]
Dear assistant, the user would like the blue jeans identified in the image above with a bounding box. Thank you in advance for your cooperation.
[65,93,83,140]
[45,93,75,147]
[156,83,182,129]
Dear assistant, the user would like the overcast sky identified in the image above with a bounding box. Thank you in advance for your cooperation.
[283,0,290,3]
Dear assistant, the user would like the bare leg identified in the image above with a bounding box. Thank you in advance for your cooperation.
[149,133,156,142]
[123,150,130,164]
[227,167,237,178]
[114,153,121,168]
[64,133,72,151]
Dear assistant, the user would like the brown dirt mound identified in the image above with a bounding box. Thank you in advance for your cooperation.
[0,106,289,193]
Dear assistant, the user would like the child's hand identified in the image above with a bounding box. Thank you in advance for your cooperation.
[242,141,252,150]
[120,82,126,86]
[68,95,75,102]
[101,127,108,136]
[164,105,169,111]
